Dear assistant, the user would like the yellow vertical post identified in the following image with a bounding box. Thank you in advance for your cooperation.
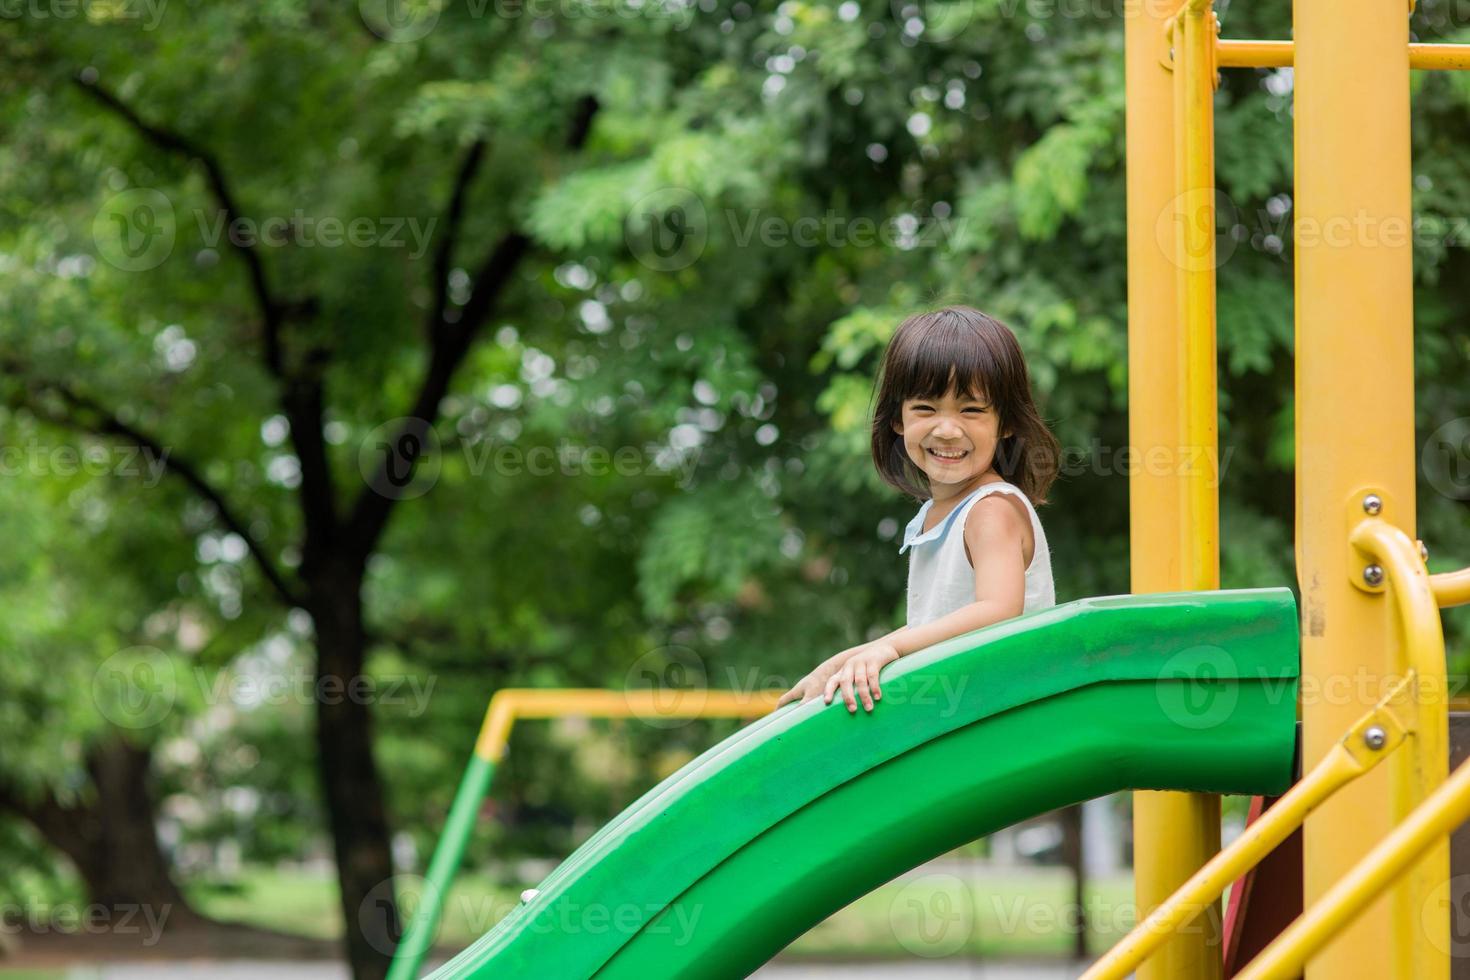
[1293,0,1444,976]
[1176,0,1219,591]
[1126,1,1220,977]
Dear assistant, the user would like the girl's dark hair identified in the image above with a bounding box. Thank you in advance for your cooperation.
[870,305,1060,505]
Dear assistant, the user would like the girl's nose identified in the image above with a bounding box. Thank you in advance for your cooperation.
[933,417,964,438]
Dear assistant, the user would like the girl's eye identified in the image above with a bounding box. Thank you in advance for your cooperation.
[963,407,986,414]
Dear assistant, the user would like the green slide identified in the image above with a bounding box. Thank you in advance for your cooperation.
[428,588,1300,979]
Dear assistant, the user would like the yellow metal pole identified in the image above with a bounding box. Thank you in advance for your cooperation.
[1177,0,1219,593]
[1217,39,1470,72]
[1293,0,1436,974]
[1126,1,1219,976]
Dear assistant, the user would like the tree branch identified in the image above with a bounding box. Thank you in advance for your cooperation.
[344,95,601,556]
[428,140,487,337]
[3,364,306,608]
[73,72,294,378]
[74,72,338,563]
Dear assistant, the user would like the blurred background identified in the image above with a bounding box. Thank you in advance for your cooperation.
[2,0,1468,977]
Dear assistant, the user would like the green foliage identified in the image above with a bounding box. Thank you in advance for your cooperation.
[637,482,790,621]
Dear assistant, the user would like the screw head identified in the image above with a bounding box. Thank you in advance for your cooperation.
[1363,564,1385,587]
[1418,540,1429,563]
[1363,494,1383,515]
[1364,725,1387,750]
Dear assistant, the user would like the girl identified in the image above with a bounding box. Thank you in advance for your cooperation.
[777,305,1061,714]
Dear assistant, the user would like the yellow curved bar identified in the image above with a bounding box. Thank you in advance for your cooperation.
[1217,40,1470,71]
[473,688,779,762]
[1081,674,1415,980]
[1348,517,1450,975]
[1235,748,1470,980]
[1431,566,1470,608]
[1349,518,1449,718]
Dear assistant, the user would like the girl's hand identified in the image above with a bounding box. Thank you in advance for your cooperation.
[825,642,901,713]
[776,654,850,708]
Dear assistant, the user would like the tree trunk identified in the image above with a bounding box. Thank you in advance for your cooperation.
[0,736,199,927]
[1059,803,1088,960]
[309,565,398,980]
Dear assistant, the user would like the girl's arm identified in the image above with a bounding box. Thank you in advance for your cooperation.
[824,494,1028,712]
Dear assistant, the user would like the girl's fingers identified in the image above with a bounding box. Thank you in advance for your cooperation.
[871,670,882,702]
[841,670,857,713]
[854,664,873,712]
[823,672,840,704]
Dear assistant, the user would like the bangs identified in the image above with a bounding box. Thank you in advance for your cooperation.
[886,311,1007,404]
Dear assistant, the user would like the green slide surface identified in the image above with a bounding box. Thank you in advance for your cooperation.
[428,588,1301,980]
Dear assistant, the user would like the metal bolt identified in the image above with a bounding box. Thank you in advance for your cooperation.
[1363,564,1385,587]
[1363,494,1383,515]
[1364,725,1387,750]
[1418,540,1429,563]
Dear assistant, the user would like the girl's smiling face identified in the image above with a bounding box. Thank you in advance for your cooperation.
[892,386,1009,499]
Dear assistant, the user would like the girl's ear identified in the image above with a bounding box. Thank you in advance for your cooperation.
[891,418,904,435]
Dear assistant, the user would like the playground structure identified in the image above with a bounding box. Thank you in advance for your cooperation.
[389,1,1470,978]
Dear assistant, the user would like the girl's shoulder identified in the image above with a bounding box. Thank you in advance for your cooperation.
[958,480,1035,519]
[959,482,1039,569]
[960,482,1035,538]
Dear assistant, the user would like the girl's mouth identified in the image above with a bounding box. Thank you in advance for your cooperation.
[926,447,969,463]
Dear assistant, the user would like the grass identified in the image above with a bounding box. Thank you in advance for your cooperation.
[186,864,1136,959]
[0,864,1138,976]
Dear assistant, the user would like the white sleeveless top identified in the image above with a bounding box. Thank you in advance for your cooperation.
[899,481,1056,628]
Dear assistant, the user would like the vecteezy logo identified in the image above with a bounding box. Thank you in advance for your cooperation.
[358,874,444,956]
[625,188,708,272]
[92,646,177,729]
[1155,187,1239,273]
[1423,416,1470,501]
[1423,873,1470,957]
[358,417,442,500]
[889,873,974,957]
[93,189,176,272]
[623,645,709,729]
[1156,644,1240,731]
[358,0,440,41]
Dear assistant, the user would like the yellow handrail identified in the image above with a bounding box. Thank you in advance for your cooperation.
[1350,516,1451,793]
[1235,747,1470,978]
[1431,566,1470,609]
[1349,516,1452,974]
[1081,674,1415,980]
[473,688,778,762]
